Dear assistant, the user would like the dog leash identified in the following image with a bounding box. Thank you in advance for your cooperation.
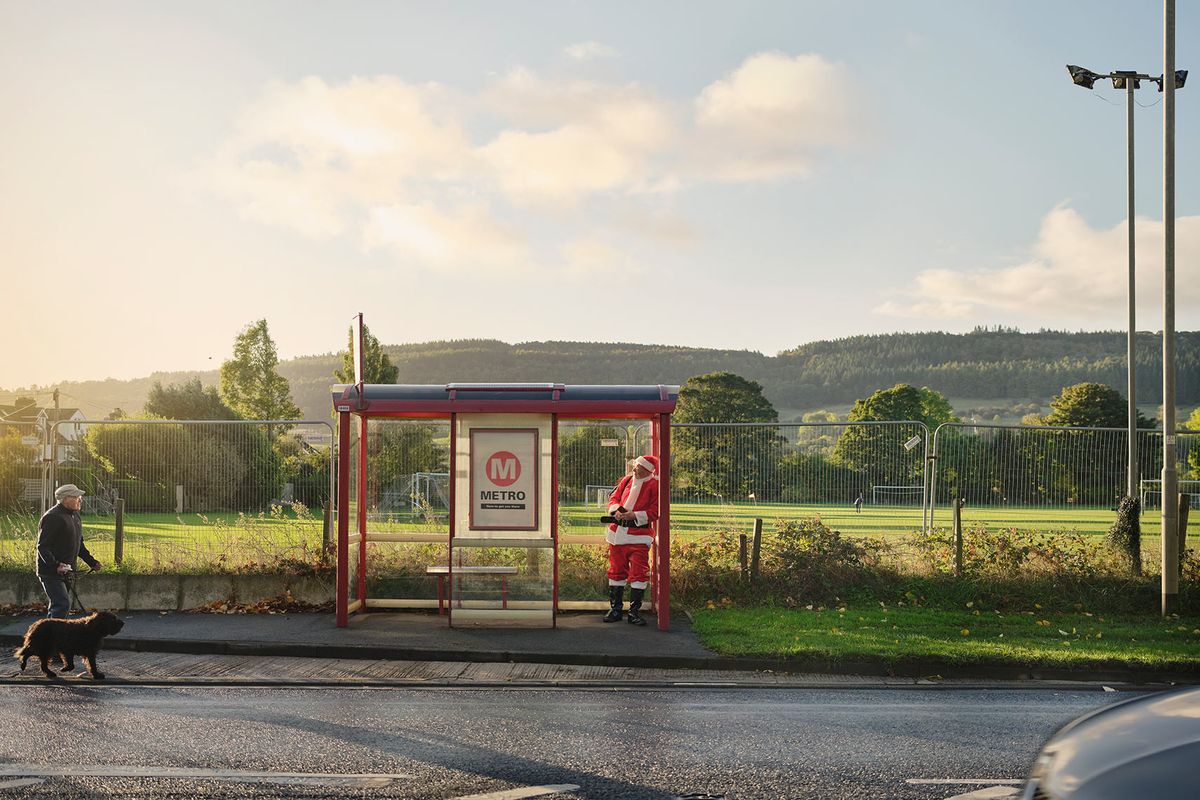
[64,569,91,615]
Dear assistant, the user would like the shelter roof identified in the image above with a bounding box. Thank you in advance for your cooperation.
[331,383,678,418]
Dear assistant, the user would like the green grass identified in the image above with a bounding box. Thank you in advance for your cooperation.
[2,500,1196,572]
[691,604,1200,670]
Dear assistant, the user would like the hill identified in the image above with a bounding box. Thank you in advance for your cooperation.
[4,329,1197,422]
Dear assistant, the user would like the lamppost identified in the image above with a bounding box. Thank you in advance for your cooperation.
[1065,64,1188,505]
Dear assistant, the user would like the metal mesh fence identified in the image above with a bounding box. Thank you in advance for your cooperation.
[931,423,1200,535]
[30,419,335,571]
[0,421,49,571]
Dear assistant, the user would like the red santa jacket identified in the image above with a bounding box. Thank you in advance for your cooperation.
[605,473,659,545]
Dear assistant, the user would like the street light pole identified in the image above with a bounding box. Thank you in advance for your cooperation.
[1124,75,1138,501]
[1162,0,1178,615]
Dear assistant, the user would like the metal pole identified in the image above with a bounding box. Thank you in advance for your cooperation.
[1162,0,1179,615]
[1125,80,1138,500]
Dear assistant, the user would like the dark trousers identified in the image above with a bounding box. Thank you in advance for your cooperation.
[38,575,70,618]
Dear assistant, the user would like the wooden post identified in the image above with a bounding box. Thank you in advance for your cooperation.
[953,497,964,578]
[114,498,124,566]
[1178,493,1191,580]
[739,533,749,582]
[750,518,763,584]
[322,500,332,554]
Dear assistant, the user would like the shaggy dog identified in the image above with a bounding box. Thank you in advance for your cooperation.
[14,611,125,679]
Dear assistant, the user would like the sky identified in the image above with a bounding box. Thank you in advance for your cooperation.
[1,0,1198,390]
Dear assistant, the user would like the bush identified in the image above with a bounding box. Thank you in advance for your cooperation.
[112,479,174,512]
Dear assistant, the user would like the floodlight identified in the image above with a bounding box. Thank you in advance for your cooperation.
[1157,69,1189,92]
[1067,64,1103,89]
[1111,72,1141,90]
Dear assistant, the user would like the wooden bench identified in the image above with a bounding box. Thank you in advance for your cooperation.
[426,565,519,614]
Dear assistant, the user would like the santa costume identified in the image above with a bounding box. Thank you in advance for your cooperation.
[603,454,659,626]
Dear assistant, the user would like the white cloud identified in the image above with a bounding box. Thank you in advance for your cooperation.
[204,53,864,271]
[362,202,528,271]
[876,205,1200,322]
[563,41,619,61]
[692,52,860,180]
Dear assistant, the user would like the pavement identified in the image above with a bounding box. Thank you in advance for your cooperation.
[1,608,1197,687]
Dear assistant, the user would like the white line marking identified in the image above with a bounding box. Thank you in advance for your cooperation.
[0,765,409,787]
[944,787,1019,800]
[0,779,46,789]
[906,779,1022,785]
[450,785,580,800]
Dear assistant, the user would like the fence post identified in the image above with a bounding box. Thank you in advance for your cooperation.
[750,518,762,584]
[739,534,748,582]
[1178,493,1191,580]
[114,498,124,567]
[953,497,963,579]
[322,501,332,554]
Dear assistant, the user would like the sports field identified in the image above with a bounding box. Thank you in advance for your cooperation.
[2,501,1195,572]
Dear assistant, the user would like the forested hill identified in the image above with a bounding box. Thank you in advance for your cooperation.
[9,330,1199,421]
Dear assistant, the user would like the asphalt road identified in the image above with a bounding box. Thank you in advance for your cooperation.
[0,685,1130,799]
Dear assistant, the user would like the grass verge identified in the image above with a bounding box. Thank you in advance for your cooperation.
[690,603,1200,671]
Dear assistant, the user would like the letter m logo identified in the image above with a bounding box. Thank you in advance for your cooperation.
[485,451,521,487]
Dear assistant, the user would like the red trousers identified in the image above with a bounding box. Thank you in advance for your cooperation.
[607,543,650,589]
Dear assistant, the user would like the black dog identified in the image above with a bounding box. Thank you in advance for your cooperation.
[15,611,125,679]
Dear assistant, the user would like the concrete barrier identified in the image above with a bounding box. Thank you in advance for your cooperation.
[0,572,333,611]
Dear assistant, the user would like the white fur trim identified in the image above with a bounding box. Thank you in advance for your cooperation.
[605,528,654,545]
[623,476,646,513]
[629,581,649,589]
[634,456,656,473]
[633,510,648,526]
[607,503,620,514]
[608,578,627,587]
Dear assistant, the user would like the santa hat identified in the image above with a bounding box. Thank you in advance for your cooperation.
[634,455,659,474]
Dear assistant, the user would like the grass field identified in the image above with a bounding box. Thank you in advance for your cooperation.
[1,501,1196,572]
[691,604,1200,670]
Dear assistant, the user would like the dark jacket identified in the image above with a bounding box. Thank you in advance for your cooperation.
[36,503,99,577]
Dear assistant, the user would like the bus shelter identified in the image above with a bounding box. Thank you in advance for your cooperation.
[331,382,678,630]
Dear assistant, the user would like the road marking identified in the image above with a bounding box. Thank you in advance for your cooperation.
[0,765,409,787]
[0,779,46,789]
[943,787,1019,800]
[450,785,580,800]
[907,779,1022,785]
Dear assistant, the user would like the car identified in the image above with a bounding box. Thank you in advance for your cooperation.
[1020,686,1200,799]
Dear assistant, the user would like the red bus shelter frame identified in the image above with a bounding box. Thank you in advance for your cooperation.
[332,382,678,630]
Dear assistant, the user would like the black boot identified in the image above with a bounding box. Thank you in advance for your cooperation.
[603,585,624,622]
[627,588,647,626]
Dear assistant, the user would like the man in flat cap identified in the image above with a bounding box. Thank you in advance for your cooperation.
[36,484,102,617]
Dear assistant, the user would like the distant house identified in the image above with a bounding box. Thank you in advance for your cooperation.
[36,408,88,463]
[1,402,88,463]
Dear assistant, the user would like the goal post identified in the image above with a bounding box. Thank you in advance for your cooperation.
[584,484,616,507]
[1138,479,1200,509]
[870,485,925,506]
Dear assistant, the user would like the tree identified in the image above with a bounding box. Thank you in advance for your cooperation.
[675,372,777,424]
[1043,382,1152,428]
[335,323,399,384]
[145,378,237,420]
[219,320,302,422]
[673,373,782,501]
[831,384,948,490]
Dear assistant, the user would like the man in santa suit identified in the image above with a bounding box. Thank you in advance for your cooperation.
[603,454,659,626]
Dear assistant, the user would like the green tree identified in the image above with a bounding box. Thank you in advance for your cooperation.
[335,323,399,384]
[1043,382,1152,428]
[831,384,945,490]
[0,428,34,510]
[675,372,777,424]
[219,320,301,423]
[673,373,782,501]
[145,378,237,420]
